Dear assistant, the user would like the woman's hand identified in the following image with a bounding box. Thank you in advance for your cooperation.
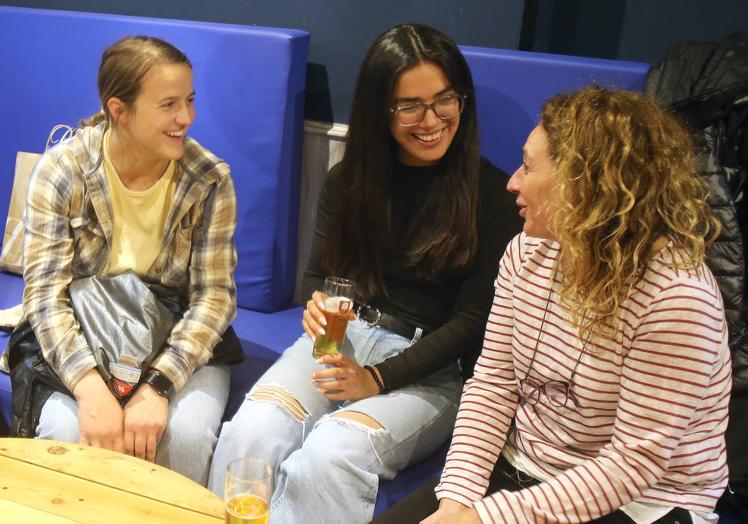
[123,384,169,462]
[302,291,327,342]
[73,369,125,453]
[421,499,480,524]
[312,353,380,401]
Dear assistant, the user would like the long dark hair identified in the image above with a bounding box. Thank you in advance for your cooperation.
[326,23,481,300]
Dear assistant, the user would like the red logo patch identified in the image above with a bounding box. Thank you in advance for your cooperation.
[113,378,135,398]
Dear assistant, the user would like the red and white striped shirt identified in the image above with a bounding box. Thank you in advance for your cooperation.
[436,234,731,523]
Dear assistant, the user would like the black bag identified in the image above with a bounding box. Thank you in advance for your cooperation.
[646,33,748,521]
[8,321,69,437]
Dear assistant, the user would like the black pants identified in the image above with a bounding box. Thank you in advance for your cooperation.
[0,411,9,437]
[372,455,693,524]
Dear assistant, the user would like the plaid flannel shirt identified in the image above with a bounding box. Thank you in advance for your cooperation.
[23,124,237,392]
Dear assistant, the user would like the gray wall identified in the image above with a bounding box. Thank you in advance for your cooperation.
[618,0,748,63]
[532,0,748,63]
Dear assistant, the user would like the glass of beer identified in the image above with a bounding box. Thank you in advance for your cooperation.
[224,458,272,524]
[312,277,355,359]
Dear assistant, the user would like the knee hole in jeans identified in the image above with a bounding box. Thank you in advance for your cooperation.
[331,411,383,430]
[248,384,309,423]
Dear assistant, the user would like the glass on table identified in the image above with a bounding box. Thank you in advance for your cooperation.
[224,458,272,524]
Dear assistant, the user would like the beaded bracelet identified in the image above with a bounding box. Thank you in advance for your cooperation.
[364,365,386,394]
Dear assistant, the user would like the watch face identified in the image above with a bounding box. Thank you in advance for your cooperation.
[147,371,173,397]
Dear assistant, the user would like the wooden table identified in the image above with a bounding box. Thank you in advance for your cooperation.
[0,438,224,523]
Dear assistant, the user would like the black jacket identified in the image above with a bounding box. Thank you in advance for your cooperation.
[646,33,748,390]
[646,33,748,518]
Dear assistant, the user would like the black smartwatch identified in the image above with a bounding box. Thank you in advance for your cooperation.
[143,369,174,398]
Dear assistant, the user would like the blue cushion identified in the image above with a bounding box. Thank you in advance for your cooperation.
[0,6,309,312]
[461,45,649,174]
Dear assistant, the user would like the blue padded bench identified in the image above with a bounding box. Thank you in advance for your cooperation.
[463,46,649,173]
[0,6,308,435]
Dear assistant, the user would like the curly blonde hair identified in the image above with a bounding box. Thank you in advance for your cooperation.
[541,86,720,339]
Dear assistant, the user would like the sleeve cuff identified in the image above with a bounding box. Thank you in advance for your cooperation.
[62,351,98,392]
[149,350,191,392]
[435,485,482,509]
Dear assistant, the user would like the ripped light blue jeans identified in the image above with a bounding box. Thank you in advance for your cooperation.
[208,319,462,524]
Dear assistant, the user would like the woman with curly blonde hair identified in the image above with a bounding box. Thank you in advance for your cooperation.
[374,86,731,524]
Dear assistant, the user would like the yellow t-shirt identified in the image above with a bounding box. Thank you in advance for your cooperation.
[103,132,176,276]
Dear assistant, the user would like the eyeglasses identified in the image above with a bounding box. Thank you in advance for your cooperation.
[519,376,581,408]
[390,93,466,127]
[517,284,587,409]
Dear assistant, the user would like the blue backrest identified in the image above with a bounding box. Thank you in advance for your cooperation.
[0,6,309,311]
[461,46,649,174]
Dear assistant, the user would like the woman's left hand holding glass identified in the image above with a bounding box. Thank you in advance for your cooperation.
[123,384,169,462]
[312,353,380,401]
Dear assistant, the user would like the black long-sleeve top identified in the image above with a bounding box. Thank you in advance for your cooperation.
[301,158,524,390]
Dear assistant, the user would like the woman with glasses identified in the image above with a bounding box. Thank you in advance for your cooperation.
[209,23,522,522]
[375,86,731,524]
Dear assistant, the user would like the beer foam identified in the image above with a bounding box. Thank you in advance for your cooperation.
[323,295,352,314]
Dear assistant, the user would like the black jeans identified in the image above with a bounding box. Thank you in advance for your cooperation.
[0,411,9,437]
[372,455,693,524]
